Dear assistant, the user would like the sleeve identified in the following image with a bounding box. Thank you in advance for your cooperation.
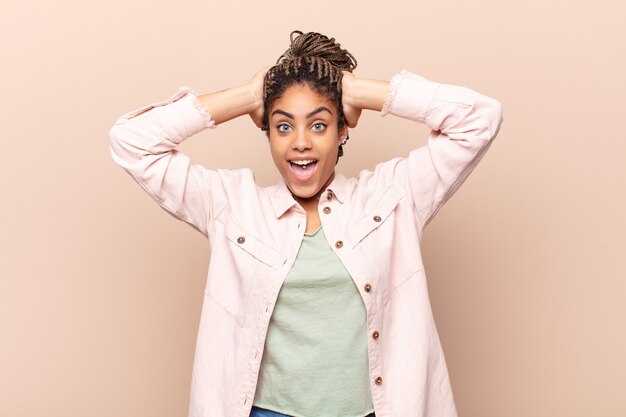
[108,86,220,238]
[381,69,504,229]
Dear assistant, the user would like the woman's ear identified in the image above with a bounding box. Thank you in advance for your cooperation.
[339,126,348,144]
[339,125,348,139]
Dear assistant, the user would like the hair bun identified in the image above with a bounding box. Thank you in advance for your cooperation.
[277,30,357,72]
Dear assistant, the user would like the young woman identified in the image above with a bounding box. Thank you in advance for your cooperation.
[109,31,503,417]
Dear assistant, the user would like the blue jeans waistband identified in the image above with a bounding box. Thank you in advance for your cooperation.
[249,405,375,417]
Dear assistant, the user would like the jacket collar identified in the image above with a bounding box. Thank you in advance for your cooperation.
[269,171,350,218]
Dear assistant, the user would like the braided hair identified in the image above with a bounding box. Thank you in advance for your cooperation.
[262,30,358,163]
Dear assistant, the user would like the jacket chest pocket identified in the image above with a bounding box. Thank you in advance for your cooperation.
[204,215,279,327]
[347,184,420,292]
[347,184,404,247]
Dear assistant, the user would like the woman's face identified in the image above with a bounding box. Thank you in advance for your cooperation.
[267,83,346,205]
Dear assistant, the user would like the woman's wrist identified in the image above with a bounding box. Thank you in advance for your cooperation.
[344,78,389,112]
[197,83,259,125]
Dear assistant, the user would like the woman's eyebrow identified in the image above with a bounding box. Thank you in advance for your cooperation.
[271,109,294,119]
[306,106,333,118]
[271,106,333,119]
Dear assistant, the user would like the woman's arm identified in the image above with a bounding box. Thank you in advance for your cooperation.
[341,72,389,124]
[344,70,504,230]
[196,66,269,126]
[108,69,268,237]
[196,85,257,125]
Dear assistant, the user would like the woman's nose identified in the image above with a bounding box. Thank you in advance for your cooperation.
[292,129,312,151]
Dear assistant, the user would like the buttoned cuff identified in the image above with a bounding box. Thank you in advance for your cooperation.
[155,86,216,143]
[380,69,441,123]
[115,86,216,144]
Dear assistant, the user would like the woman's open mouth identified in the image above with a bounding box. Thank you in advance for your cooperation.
[288,159,318,182]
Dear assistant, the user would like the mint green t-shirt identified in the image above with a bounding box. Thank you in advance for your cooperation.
[252,226,375,417]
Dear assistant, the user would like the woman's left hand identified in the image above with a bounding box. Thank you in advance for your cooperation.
[341,71,362,128]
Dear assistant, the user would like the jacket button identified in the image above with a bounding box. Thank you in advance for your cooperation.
[372,331,380,339]
[335,240,343,249]
[327,190,333,200]
[323,206,331,214]
[237,236,245,244]
[364,283,372,292]
[373,215,382,222]
[375,376,383,385]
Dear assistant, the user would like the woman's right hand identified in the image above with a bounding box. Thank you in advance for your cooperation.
[247,66,272,129]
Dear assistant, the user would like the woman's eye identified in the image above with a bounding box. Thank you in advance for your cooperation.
[277,124,291,133]
[312,123,327,132]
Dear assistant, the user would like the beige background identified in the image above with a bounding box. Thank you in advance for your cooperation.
[1,0,625,416]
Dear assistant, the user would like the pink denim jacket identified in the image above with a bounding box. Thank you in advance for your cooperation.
[109,70,503,417]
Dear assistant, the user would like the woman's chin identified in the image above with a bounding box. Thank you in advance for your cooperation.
[289,184,320,200]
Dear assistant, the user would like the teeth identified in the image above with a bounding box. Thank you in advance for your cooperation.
[290,159,316,166]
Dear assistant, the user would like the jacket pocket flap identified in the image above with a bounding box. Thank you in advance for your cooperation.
[223,217,280,267]
[348,184,403,248]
